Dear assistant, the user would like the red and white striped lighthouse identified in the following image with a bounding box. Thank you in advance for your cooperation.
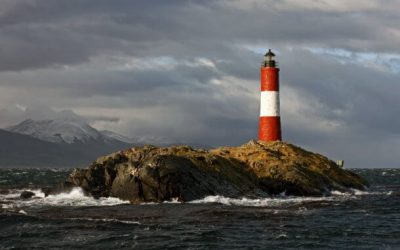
[258,49,282,142]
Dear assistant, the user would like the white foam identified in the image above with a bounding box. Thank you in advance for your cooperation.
[330,190,352,196]
[331,189,392,196]
[275,233,288,239]
[1,187,393,211]
[2,203,13,209]
[68,217,141,225]
[42,188,129,206]
[140,197,182,205]
[189,195,338,207]
[0,187,129,210]
[163,197,181,204]
[188,188,394,207]
[18,210,27,215]
[0,189,44,199]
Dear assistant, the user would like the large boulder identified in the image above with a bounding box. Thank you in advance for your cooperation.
[58,141,368,203]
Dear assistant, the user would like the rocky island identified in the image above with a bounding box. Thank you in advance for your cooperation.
[51,140,368,203]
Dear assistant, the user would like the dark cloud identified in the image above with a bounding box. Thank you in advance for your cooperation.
[1,0,399,71]
[0,0,399,167]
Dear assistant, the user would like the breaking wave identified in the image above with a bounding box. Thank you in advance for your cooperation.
[66,217,141,225]
[0,187,129,211]
[1,186,393,212]
[189,189,393,207]
[189,195,334,207]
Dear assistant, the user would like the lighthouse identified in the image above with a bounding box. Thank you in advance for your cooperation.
[258,49,282,142]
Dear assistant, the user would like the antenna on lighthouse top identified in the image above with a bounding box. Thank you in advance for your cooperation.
[262,49,277,67]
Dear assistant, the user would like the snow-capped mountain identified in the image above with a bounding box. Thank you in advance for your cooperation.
[1,118,136,167]
[6,118,105,144]
[0,117,211,167]
[100,130,136,144]
[100,130,158,145]
[0,127,134,167]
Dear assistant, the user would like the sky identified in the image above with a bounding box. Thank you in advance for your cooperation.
[0,0,399,168]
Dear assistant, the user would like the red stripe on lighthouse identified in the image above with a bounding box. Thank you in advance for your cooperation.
[259,117,281,141]
[261,68,279,91]
[258,50,282,142]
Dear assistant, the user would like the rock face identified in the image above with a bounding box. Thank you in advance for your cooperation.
[60,140,368,203]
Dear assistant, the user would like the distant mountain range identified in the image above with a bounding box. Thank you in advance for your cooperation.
[0,117,211,168]
[0,118,134,168]
[7,118,110,144]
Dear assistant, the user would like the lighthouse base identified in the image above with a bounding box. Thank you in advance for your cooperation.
[258,116,281,141]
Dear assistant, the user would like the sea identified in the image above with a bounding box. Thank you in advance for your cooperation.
[0,168,399,249]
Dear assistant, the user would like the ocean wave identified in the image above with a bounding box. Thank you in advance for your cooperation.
[0,187,129,211]
[189,195,338,207]
[188,188,394,207]
[67,217,141,225]
[44,188,129,206]
[330,189,393,196]
[1,187,393,211]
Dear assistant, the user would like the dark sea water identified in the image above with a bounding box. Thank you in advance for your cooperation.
[0,168,399,249]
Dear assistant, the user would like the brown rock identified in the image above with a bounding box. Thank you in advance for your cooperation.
[58,141,368,203]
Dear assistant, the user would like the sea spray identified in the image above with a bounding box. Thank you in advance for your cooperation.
[0,187,129,211]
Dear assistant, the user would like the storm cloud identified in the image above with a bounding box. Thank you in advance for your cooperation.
[0,0,400,167]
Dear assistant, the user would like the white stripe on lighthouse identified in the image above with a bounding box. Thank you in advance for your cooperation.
[260,91,280,117]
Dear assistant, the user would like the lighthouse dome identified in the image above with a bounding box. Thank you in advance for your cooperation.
[262,49,277,67]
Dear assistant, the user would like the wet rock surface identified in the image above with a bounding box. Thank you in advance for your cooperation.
[56,140,369,203]
[20,191,35,199]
